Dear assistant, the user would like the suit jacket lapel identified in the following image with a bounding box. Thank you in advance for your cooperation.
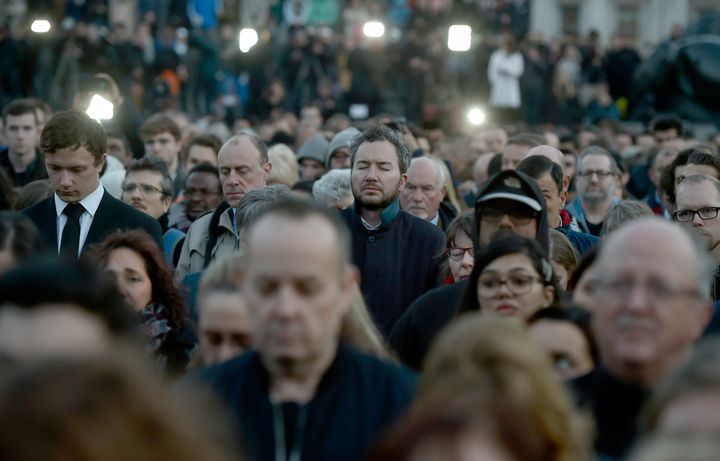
[85,191,119,249]
[42,198,59,251]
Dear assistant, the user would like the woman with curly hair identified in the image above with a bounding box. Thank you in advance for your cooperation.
[88,230,195,376]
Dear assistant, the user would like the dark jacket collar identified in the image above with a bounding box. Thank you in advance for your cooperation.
[351,199,401,231]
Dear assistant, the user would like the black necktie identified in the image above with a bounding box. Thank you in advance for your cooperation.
[60,203,85,258]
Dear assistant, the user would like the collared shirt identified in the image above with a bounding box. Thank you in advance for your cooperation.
[360,216,382,231]
[54,183,105,256]
[430,213,440,226]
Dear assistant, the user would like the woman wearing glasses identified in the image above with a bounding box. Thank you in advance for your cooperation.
[441,211,475,284]
[457,235,563,319]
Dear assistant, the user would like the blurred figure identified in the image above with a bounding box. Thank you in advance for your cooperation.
[139,114,183,186]
[528,305,598,380]
[501,134,543,171]
[602,200,653,235]
[267,144,300,187]
[326,127,359,170]
[651,115,684,148]
[567,247,599,310]
[13,180,54,210]
[181,134,221,172]
[567,146,622,236]
[549,229,579,290]
[0,354,241,461]
[0,212,46,276]
[196,254,249,366]
[1,99,47,188]
[313,169,353,209]
[297,133,329,180]
[106,129,134,167]
[419,315,590,461]
[0,257,134,360]
[196,199,416,461]
[645,147,679,215]
[488,33,524,124]
[575,218,713,459]
[89,230,195,376]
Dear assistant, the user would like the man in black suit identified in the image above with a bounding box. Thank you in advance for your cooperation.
[23,110,162,258]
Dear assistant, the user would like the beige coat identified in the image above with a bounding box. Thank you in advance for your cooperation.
[175,206,239,281]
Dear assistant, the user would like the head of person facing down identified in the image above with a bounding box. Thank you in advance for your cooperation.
[88,230,187,329]
[400,157,446,222]
[0,353,241,461]
[241,198,358,403]
[217,133,272,208]
[40,110,107,204]
[589,217,713,387]
[350,125,411,227]
[415,315,590,461]
[457,234,561,320]
[442,210,475,283]
[121,156,174,220]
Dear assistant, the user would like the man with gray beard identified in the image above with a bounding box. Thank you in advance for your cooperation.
[573,218,713,459]
[566,146,621,236]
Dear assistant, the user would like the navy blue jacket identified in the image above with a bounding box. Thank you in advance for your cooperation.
[195,343,417,461]
[341,199,446,336]
[556,225,599,256]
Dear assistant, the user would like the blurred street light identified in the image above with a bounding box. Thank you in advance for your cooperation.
[467,107,486,126]
[448,25,472,51]
[86,94,114,121]
[31,19,51,33]
[363,21,385,38]
[239,28,259,53]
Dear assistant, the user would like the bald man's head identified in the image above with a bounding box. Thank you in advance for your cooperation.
[525,145,565,172]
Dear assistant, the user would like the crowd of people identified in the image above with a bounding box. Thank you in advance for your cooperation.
[3,2,720,461]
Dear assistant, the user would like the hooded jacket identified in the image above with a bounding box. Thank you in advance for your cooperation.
[390,170,551,369]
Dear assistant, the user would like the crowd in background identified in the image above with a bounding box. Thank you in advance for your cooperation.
[3,1,720,461]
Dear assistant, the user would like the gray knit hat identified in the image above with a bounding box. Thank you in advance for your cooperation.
[326,127,360,168]
[297,133,330,165]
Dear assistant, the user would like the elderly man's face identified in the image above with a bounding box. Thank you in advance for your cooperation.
[218,137,271,207]
[591,223,710,384]
[575,155,617,206]
[400,159,445,221]
[243,214,353,367]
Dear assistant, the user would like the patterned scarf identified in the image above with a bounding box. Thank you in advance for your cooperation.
[139,303,172,353]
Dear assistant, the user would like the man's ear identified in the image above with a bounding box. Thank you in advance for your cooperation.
[96,153,107,172]
[162,196,172,213]
[399,173,408,191]
[441,185,447,200]
[263,161,272,180]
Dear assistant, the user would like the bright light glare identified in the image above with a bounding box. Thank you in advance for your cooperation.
[467,107,486,126]
[363,21,385,38]
[239,28,259,53]
[86,94,114,121]
[31,20,51,33]
[448,25,472,51]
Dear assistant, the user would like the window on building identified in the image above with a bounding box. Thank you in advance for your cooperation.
[617,5,639,39]
[561,4,579,36]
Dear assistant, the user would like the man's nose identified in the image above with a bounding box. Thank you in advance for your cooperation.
[498,213,513,228]
[461,250,474,267]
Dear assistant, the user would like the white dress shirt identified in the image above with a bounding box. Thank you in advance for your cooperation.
[54,183,105,256]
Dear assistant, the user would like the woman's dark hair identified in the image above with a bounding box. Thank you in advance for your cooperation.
[566,245,598,293]
[0,256,134,334]
[660,147,720,205]
[87,230,187,329]
[13,180,54,210]
[528,304,599,365]
[0,212,46,264]
[457,235,563,314]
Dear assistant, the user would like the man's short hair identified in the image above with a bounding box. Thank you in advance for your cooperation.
[139,114,181,141]
[40,110,107,164]
[125,156,173,197]
[516,156,563,195]
[676,174,720,197]
[661,148,720,205]
[576,146,621,175]
[182,134,222,161]
[350,125,411,174]
[2,99,39,125]
[651,115,683,135]
[224,132,269,164]
[236,184,293,230]
[185,163,221,187]
[246,198,352,267]
[602,200,653,235]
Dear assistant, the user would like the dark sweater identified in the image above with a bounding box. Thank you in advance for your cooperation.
[341,199,445,336]
[0,147,47,187]
[195,343,417,461]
